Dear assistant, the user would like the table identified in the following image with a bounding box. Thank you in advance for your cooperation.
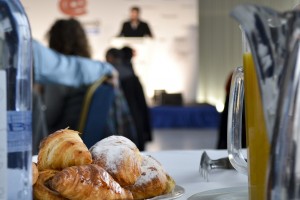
[145,150,248,199]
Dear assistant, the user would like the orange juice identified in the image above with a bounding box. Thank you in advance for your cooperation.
[243,53,270,200]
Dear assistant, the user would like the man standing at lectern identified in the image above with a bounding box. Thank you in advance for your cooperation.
[119,6,153,37]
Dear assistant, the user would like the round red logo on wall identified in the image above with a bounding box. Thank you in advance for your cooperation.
[59,0,87,17]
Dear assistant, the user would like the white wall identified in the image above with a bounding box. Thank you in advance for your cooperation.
[198,0,299,111]
[21,0,199,104]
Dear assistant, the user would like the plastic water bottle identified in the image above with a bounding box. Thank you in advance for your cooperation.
[0,0,32,199]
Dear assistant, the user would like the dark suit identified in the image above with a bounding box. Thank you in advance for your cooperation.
[119,20,153,37]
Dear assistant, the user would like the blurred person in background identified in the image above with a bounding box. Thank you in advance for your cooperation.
[31,33,117,154]
[106,48,133,80]
[119,6,153,37]
[120,46,135,73]
[42,18,94,133]
[106,46,152,150]
[41,18,138,145]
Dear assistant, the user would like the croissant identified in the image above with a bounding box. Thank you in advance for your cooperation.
[37,129,92,170]
[90,135,142,187]
[33,170,67,200]
[51,164,133,200]
[32,162,39,185]
[126,155,176,199]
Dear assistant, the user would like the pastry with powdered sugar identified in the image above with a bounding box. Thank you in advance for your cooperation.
[126,155,176,199]
[90,135,143,187]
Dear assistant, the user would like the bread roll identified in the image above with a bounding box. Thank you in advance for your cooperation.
[90,135,142,187]
[126,155,176,199]
[32,162,39,185]
[51,164,133,200]
[33,170,67,200]
[37,129,92,170]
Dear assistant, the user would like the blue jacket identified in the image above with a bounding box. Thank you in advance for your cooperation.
[32,40,114,87]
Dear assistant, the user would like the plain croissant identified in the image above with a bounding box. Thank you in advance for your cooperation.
[51,164,133,200]
[37,129,92,171]
[33,170,67,200]
[32,162,39,185]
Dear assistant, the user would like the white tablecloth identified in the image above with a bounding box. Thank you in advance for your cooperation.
[145,150,248,199]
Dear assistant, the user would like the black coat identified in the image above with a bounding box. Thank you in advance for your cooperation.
[119,20,152,37]
[120,75,152,150]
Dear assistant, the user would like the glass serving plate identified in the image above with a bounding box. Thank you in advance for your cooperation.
[147,185,185,200]
[188,186,248,200]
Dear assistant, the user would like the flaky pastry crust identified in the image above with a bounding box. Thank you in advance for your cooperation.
[33,170,67,200]
[37,129,92,171]
[32,162,39,185]
[51,164,133,200]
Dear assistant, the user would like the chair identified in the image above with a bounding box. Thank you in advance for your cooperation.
[78,77,115,148]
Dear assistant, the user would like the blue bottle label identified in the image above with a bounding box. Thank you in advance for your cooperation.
[7,111,32,153]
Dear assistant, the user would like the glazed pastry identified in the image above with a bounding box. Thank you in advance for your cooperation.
[51,164,133,200]
[126,155,176,199]
[32,162,39,185]
[33,170,67,200]
[37,129,92,170]
[90,135,142,187]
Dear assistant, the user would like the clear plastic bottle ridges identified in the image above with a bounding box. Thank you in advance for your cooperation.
[0,0,32,199]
